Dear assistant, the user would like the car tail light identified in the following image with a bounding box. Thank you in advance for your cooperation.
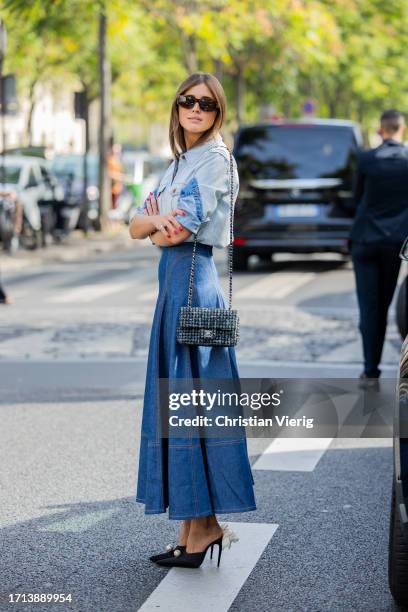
[234,237,247,246]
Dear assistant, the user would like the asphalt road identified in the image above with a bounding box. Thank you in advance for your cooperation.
[0,242,404,612]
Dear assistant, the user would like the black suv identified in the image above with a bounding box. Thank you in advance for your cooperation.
[232,119,363,270]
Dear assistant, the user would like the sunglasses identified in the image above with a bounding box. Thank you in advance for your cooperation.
[177,94,219,112]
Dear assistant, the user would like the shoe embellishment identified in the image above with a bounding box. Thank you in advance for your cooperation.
[173,549,181,557]
[220,523,239,550]
[166,544,173,551]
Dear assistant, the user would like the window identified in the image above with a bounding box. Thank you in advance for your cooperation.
[27,168,38,188]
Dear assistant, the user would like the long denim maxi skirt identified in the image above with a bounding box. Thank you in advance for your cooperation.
[136,241,256,520]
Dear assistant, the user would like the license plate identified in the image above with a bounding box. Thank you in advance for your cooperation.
[276,204,320,218]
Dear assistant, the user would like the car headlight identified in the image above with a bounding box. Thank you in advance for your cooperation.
[87,186,99,201]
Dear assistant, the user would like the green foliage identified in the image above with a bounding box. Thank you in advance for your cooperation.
[2,0,408,142]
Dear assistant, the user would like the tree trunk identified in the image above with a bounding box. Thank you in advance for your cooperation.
[25,79,37,147]
[235,63,245,125]
[181,32,198,73]
[214,59,223,82]
[97,8,112,232]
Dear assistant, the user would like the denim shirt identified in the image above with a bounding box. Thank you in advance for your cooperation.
[134,132,239,249]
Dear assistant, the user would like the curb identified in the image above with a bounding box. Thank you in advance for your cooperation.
[0,227,148,273]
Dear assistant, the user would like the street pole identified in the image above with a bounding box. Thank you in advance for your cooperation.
[0,20,7,192]
[82,87,89,235]
[97,7,112,232]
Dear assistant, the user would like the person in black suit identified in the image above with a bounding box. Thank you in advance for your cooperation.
[350,109,408,386]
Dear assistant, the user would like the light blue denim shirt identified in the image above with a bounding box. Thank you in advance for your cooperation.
[134,132,239,249]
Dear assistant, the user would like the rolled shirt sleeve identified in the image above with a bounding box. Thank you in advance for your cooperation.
[174,152,233,236]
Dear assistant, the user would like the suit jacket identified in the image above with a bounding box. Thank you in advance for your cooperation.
[350,139,408,244]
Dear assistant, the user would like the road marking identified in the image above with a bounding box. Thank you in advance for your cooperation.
[252,437,334,471]
[138,287,159,300]
[253,392,360,472]
[139,522,277,612]
[47,282,129,303]
[38,509,118,533]
[236,273,315,300]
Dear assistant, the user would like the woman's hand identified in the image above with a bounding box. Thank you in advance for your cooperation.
[144,191,187,238]
[152,210,187,238]
[145,192,160,216]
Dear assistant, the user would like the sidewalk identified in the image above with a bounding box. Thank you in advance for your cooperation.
[0,223,145,272]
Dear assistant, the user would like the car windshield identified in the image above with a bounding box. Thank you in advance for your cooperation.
[235,125,357,180]
[0,165,21,185]
[51,156,98,183]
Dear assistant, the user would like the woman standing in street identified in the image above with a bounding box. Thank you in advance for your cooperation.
[129,72,256,569]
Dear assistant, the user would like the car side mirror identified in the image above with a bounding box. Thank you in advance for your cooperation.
[400,237,408,261]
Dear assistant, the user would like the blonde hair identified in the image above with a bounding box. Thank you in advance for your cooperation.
[169,72,227,160]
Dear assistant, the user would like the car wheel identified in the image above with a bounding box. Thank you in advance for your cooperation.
[389,479,408,605]
[232,249,248,271]
[396,275,408,340]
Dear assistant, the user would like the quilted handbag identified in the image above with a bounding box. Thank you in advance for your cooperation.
[176,146,239,347]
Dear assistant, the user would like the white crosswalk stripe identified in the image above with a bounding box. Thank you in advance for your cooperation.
[252,391,359,472]
[252,437,333,471]
[47,282,130,303]
[139,522,278,612]
[138,287,159,300]
[235,272,316,300]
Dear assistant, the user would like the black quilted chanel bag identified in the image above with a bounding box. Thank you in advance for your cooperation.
[176,147,239,347]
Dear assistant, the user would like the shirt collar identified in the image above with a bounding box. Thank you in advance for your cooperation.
[180,132,224,162]
[382,138,402,146]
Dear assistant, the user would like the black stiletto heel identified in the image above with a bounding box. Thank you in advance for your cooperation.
[149,544,186,563]
[210,544,214,559]
[217,541,222,567]
[156,534,224,568]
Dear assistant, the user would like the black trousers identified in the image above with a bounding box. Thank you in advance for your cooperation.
[351,241,402,377]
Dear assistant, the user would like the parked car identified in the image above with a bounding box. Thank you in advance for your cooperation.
[389,235,408,606]
[232,119,363,269]
[0,187,19,253]
[39,163,75,245]
[0,156,69,249]
[50,153,100,231]
[0,156,57,249]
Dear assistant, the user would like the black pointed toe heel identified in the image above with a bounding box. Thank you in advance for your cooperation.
[156,534,224,568]
[149,544,186,563]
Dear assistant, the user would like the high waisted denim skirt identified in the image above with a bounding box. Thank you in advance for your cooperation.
[136,241,256,520]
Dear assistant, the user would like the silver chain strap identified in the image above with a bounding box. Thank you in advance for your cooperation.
[187,147,235,309]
